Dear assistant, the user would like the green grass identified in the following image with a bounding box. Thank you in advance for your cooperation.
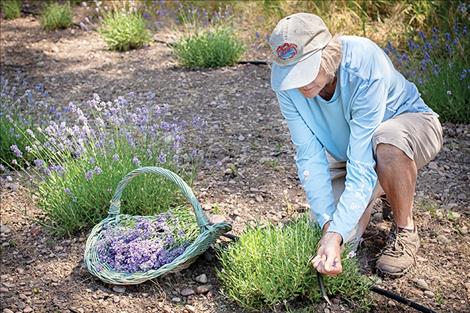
[40,2,73,31]
[172,26,245,68]
[217,215,373,311]
[99,11,152,51]
[1,0,21,19]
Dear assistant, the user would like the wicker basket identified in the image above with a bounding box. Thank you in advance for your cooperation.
[84,166,232,285]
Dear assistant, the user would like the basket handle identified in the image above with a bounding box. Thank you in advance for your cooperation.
[107,166,209,231]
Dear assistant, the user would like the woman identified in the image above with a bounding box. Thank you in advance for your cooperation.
[270,13,442,277]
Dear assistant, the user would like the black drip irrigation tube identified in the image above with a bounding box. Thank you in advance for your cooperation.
[220,233,437,313]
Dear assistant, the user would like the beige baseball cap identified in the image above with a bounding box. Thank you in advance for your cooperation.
[269,13,332,92]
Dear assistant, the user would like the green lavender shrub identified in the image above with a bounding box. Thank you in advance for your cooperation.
[217,215,373,311]
[40,2,73,31]
[99,11,152,51]
[172,26,245,68]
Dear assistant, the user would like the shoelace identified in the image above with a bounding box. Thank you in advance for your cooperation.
[382,230,417,265]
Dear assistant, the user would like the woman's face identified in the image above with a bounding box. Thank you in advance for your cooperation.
[298,67,330,99]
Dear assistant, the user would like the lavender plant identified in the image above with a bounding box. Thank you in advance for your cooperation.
[1,0,21,20]
[217,215,372,311]
[172,26,245,68]
[99,11,151,51]
[1,78,206,236]
[97,207,198,273]
[40,2,73,31]
[384,18,469,123]
[0,78,49,166]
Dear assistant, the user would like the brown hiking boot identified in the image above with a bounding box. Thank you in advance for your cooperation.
[376,225,420,277]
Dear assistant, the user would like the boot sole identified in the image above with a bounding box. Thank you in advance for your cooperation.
[376,264,412,278]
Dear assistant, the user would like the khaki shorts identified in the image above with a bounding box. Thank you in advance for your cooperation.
[322,112,443,245]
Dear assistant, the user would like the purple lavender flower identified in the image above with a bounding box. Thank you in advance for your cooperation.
[26,129,35,138]
[89,157,96,164]
[34,159,45,168]
[85,170,94,181]
[94,166,103,175]
[460,69,468,81]
[159,152,166,164]
[132,156,141,167]
[64,188,73,196]
[112,154,120,161]
[50,165,65,175]
[0,164,5,172]
[10,145,23,158]
[444,32,451,42]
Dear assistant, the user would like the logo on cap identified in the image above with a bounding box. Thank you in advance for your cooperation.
[276,43,298,61]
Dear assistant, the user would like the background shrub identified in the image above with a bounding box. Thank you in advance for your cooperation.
[0,81,48,166]
[1,0,21,20]
[385,23,469,123]
[99,12,152,51]
[40,2,73,31]
[172,27,245,68]
[217,215,373,311]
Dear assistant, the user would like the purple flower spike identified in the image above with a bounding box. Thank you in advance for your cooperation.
[10,145,23,158]
[132,156,141,167]
[94,166,103,175]
[159,152,166,164]
[85,170,94,181]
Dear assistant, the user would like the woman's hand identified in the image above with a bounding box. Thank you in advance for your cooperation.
[311,232,343,276]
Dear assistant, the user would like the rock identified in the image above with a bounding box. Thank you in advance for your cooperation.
[208,214,225,224]
[3,309,14,313]
[436,234,451,244]
[387,300,396,307]
[457,193,467,200]
[255,195,263,203]
[195,274,208,284]
[195,285,212,294]
[180,288,195,296]
[424,290,435,298]
[323,308,331,313]
[23,307,33,313]
[427,161,438,170]
[171,297,181,303]
[0,287,8,293]
[112,286,126,293]
[185,305,196,313]
[0,224,11,234]
[113,296,120,303]
[460,226,468,235]
[413,278,429,290]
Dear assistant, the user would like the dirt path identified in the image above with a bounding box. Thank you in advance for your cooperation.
[1,16,469,313]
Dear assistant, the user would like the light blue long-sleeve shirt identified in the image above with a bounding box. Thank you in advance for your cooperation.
[275,36,432,241]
